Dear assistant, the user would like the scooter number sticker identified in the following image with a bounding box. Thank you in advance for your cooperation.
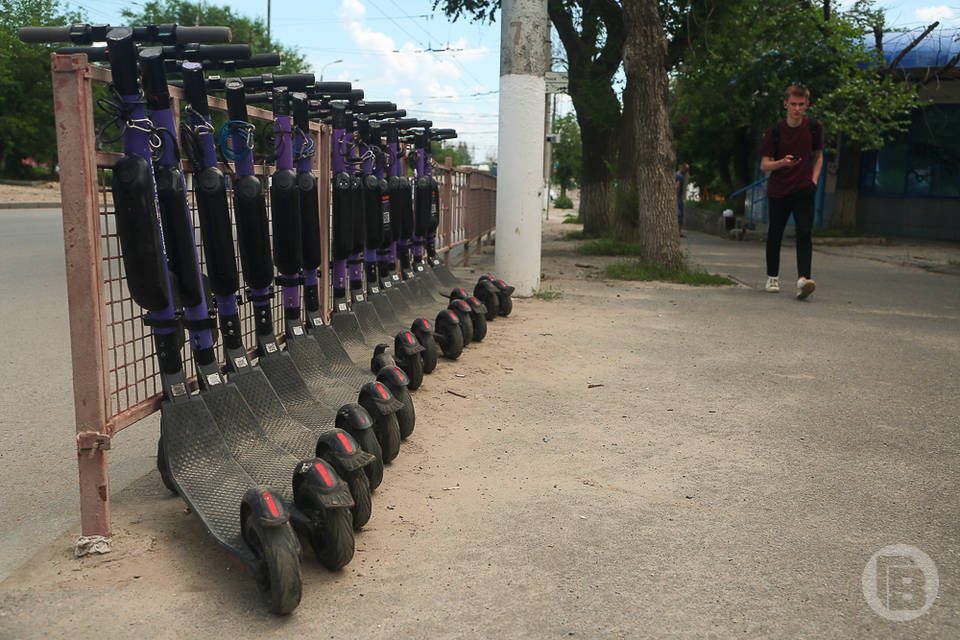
[371,287,380,294]
[415,265,424,272]
[206,373,222,386]
[338,303,348,312]
[265,343,278,353]
[312,317,323,326]
[233,357,248,369]
[292,326,304,336]
[383,281,392,288]
[171,383,187,397]
[355,295,364,302]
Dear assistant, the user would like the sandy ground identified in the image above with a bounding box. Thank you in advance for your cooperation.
[0,209,958,638]
[0,181,61,204]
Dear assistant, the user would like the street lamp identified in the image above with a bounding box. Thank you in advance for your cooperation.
[320,59,343,81]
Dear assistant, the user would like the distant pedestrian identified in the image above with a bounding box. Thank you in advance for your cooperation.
[675,163,689,237]
[759,84,823,299]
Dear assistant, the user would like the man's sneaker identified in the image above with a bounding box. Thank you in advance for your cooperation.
[765,276,780,293]
[797,277,816,299]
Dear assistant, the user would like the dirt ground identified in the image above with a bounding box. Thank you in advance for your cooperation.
[1,210,958,638]
[0,181,61,204]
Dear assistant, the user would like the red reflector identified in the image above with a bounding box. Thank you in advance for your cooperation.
[470,297,480,304]
[263,492,280,518]
[376,383,388,399]
[336,432,354,453]
[458,288,466,295]
[405,332,414,344]
[423,320,431,329]
[314,462,334,486]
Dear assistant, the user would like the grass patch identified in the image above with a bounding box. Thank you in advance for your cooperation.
[949,259,960,267]
[554,195,575,209]
[564,229,605,241]
[561,212,581,224]
[576,238,645,256]
[533,286,563,300]
[811,226,875,238]
[605,258,735,286]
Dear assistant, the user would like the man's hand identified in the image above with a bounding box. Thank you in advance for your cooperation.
[780,154,801,169]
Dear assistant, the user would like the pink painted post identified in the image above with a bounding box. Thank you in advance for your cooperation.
[316,125,332,320]
[51,54,112,537]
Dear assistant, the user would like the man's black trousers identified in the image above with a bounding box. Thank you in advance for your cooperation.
[767,185,815,279]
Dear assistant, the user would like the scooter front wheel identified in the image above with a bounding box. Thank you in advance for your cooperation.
[345,469,371,530]
[398,352,424,391]
[353,428,383,490]
[361,396,401,464]
[243,518,303,615]
[393,384,416,440]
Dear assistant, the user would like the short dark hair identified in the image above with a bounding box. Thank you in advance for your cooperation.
[784,84,810,101]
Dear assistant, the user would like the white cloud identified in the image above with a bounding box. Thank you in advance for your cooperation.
[916,5,954,22]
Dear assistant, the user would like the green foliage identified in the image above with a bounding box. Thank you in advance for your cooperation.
[533,286,563,300]
[604,258,735,285]
[554,194,574,209]
[430,140,472,167]
[121,0,307,74]
[577,238,647,256]
[686,199,729,213]
[0,0,83,177]
[561,212,581,222]
[552,112,581,194]
[671,0,925,195]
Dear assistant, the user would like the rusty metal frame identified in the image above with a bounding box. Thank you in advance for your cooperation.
[51,53,494,540]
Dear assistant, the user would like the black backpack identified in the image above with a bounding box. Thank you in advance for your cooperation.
[772,118,821,157]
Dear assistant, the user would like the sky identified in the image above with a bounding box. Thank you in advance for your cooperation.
[65,0,960,163]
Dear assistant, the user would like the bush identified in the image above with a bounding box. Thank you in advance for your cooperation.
[553,194,574,209]
[604,259,735,285]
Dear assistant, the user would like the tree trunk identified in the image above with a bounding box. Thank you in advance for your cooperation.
[615,0,681,269]
[831,142,861,229]
[574,103,618,237]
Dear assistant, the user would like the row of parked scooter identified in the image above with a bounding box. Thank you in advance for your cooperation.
[20,22,514,614]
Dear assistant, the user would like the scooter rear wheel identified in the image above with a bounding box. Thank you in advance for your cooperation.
[438,323,463,360]
[393,384,416,440]
[345,469,371,531]
[421,334,439,374]
[398,352,424,391]
[312,507,355,570]
[361,396,401,463]
[243,519,303,615]
[353,428,383,490]
[498,293,513,317]
[471,312,487,342]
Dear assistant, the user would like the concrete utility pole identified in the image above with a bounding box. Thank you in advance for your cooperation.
[495,0,548,296]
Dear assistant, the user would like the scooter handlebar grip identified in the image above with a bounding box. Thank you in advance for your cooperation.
[313,81,352,93]
[174,26,232,44]
[237,52,281,69]
[357,101,397,114]
[55,46,108,61]
[245,92,270,104]
[18,26,71,43]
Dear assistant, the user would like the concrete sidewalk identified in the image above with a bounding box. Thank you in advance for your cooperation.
[0,220,957,639]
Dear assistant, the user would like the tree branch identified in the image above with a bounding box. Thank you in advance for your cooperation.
[885,21,938,75]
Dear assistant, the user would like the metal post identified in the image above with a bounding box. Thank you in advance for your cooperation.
[51,54,112,538]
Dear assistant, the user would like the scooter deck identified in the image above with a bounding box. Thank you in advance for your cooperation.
[330,310,377,368]
[284,332,373,398]
[353,299,396,344]
[369,291,404,331]
[200,382,303,504]
[160,395,259,569]
[229,364,328,457]
[430,262,464,288]
[382,282,413,316]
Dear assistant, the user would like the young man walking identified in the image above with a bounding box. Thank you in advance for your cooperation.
[759,85,823,299]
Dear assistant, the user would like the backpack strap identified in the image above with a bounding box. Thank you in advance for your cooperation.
[771,122,780,158]
[810,119,821,153]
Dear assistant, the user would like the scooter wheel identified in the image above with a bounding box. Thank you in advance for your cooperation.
[438,324,463,360]
[243,519,303,615]
[471,312,487,342]
[421,333,439,374]
[392,383,416,440]
[498,293,513,317]
[345,469,371,531]
[361,395,401,463]
[156,437,177,494]
[459,312,473,347]
[479,288,499,320]
[398,352,424,391]
[311,507,355,570]
[353,428,383,491]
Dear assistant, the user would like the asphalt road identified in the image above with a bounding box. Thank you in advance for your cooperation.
[0,209,158,581]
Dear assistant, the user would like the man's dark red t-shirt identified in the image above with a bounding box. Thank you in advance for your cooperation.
[759,117,823,198]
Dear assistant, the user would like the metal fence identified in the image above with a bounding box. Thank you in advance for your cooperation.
[50,53,496,539]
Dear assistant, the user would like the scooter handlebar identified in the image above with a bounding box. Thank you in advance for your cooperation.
[57,43,250,62]
[20,24,231,45]
[356,101,397,114]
